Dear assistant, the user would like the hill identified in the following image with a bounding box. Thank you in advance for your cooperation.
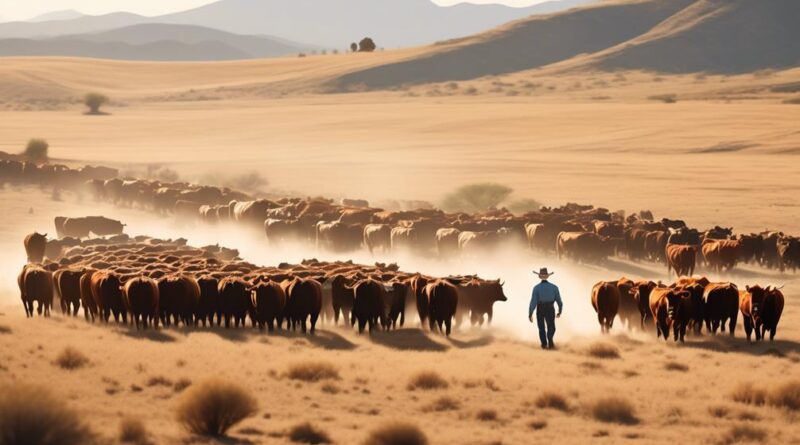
[0,12,144,39]
[27,9,85,22]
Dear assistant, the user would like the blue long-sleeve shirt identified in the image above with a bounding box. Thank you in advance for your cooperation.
[529,281,563,317]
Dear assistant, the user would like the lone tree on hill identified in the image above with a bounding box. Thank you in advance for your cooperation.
[23,138,49,162]
[358,37,376,52]
[350,42,358,52]
[84,92,109,115]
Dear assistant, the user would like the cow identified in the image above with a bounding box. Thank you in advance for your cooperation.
[435,228,461,258]
[383,280,410,330]
[591,281,620,333]
[351,279,386,333]
[390,226,418,252]
[632,280,658,328]
[777,236,800,272]
[316,221,363,252]
[53,269,83,316]
[649,287,690,341]
[158,275,199,327]
[424,280,459,336]
[330,274,356,325]
[457,279,507,326]
[458,231,500,255]
[79,269,98,322]
[702,239,741,272]
[556,232,611,263]
[123,276,160,330]
[251,281,286,332]
[644,231,668,262]
[90,271,127,324]
[18,264,53,317]
[624,228,648,261]
[615,278,639,330]
[364,224,391,255]
[737,234,764,265]
[217,277,252,328]
[666,244,697,277]
[56,216,125,238]
[284,277,322,334]
[672,280,706,335]
[24,232,47,263]
[409,275,430,327]
[197,275,220,327]
[704,282,739,336]
[740,285,785,342]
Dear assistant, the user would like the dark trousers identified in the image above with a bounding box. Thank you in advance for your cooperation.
[536,303,556,347]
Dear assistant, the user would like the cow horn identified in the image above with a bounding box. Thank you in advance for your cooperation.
[776,284,785,291]
[500,280,505,286]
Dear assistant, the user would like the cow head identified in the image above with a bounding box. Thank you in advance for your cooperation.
[486,279,508,302]
[745,285,766,321]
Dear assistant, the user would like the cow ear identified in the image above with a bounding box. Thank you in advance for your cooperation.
[746,285,751,292]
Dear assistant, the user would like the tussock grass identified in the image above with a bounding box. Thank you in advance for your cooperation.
[528,420,547,430]
[147,375,173,387]
[288,422,332,444]
[589,397,639,425]
[321,383,340,394]
[0,383,93,445]
[363,422,428,445]
[708,405,730,418]
[476,409,498,421]
[717,424,767,445]
[535,391,570,412]
[175,379,258,437]
[173,378,192,392]
[587,342,620,359]
[119,417,148,444]
[731,382,767,406]
[423,396,460,412]
[287,361,340,382]
[407,371,449,391]
[767,380,800,410]
[664,361,690,372]
[54,346,89,370]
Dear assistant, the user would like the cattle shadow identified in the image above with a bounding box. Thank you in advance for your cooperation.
[182,435,256,445]
[118,327,177,343]
[369,328,449,352]
[601,258,662,278]
[681,334,800,357]
[271,328,357,351]
[447,334,494,349]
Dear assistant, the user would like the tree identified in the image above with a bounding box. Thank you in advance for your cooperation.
[23,138,49,162]
[441,183,513,213]
[84,92,109,114]
[358,37,376,52]
[350,42,358,52]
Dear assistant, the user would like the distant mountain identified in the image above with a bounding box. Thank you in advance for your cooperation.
[0,0,595,48]
[328,0,800,91]
[0,24,312,61]
[28,9,85,22]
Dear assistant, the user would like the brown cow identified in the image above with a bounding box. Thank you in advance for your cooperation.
[435,228,461,258]
[158,275,200,327]
[649,287,689,341]
[740,285,785,342]
[197,275,220,327]
[90,271,127,323]
[54,269,83,316]
[18,264,53,317]
[364,224,391,254]
[284,277,322,334]
[591,281,620,333]
[330,274,356,325]
[616,278,638,330]
[702,239,741,272]
[704,282,739,336]
[218,276,252,328]
[409,274,430,327]
[251,281,286,332]
[351,279,386,333]
[457,278,507,326]
[556,232,610,263]
[383,280,410,330]
[666,244,696,277]
[425,280,459,336]
[79,269,98,322]
[24,232,47,263]
[632,280,657,328]
[123,276,160,330]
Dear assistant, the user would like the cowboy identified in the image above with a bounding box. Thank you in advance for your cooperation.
[529,267,563,349]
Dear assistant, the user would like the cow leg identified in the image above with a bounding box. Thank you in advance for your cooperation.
[358,319,366,334]
[400,308,405,328]
[310,314,318,334]
[754,321,762,341]
[301,317,307,334]
[744,317,753,342]
[597,313,606,333]
[445,319,452,336]
[333,306,340,325]
[769,327,776,341]
[487,308,493,326]
[36,301,43,316]
[267,319,274,332]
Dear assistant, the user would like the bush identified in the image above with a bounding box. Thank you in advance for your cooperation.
[441,183,513,213]
[717,424,767,445]
[406,371,449,391]
[147,375,173,387]
[768,380,800,410]
[363,422,428,445]
[587,342,620,359]
[476,409,497,421]
[174,378,192,392]
[119,417,148,444]
[589,397,638,425]
[287,361,340,382]
[535,391,570,412]
[84,92,109,114]
[23,138,49,162]
[175,379,258,437]
[664,361,689,372]
[731,382,767,406]
[54,346,89,370]
[423,396,460,412]
[288,422,332,444]
[358,37,377,52]
[528,420,547,430]
[0,383,93,445]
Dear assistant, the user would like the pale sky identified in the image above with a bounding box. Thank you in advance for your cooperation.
[0,0,556,22]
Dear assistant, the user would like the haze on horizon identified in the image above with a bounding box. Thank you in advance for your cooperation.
[1,0,558,22]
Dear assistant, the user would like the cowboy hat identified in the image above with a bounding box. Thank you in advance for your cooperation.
[535,267,554,279]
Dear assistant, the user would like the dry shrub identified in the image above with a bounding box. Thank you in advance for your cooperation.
[535,391,570,412]
[587,342,620,359]
[0,383,93,445]
[175,379,258,437]
[731,382,767,406]
[664,361,689,372]
[321,383,340,394]
[363,422,428,445]
[589,397,638,425]
[407,371,449,391]
[424,396,460,412]
[768,380,800,410]
[528,420,547,430]
[288,422,332,444]
[119,417,148,444]
[54,346,89,370]
[0,325,11,334]
[287,361,340,382]
[708,405,730,418]
[476,409,497,421]
[717,424,767,445]
[173,378,192,393]
[147,375,173,387]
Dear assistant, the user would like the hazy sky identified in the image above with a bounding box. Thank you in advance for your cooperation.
[0,0,555,22]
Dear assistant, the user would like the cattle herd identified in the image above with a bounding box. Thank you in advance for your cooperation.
[591,276,785,343]
[19,231,508,336]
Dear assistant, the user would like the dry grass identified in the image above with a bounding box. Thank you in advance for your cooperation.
[287,361,340,382]
[423,396,461,412]
[175,379,258,437]
[363,422,428,445]
[589,397,639,425]
[407,371,449,391]
[664,361,689,372]
[119,417,148,444]
[320,383,340,394]
[535,391,570,412]
[0,383,93,445]
[147,375,173,387]
[767,380,800,411]
[708,405,730,418]
[173,378,192,393]
[476,409,498,421]
[53,346,89,370]
[528,420,548,430]
[586,342,620,359]
[731,382,767,406]
[717,424,768,445]
[287,422,332,444]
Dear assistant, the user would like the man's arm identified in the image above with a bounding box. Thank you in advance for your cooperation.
[529,287,539,320]
[555,286,563,315]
